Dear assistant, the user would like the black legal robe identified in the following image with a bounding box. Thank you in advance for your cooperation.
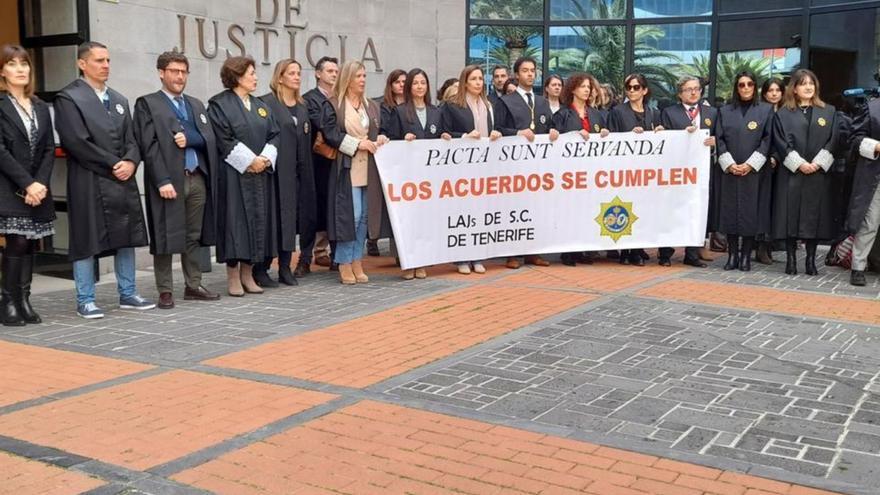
[494,90,554,136]
[713,102,774,236]
[388,104,443,141]
[207,90,280,263]
[552,106,607,134]
[439,101,494,138]
[53,79,147,261]
[846,100,880,234]
[0,93,56,222]
[772,105,839,240]
[133,91,217,256]
[607,102,662,133]
[377,99,398,137]
[260,92,311,253]
[303,88,339,232]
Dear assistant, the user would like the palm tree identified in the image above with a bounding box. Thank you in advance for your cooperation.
[470,0,544,66]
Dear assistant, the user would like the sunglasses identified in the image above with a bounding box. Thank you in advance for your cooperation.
[625,84,643,92]
[738,81,755,88]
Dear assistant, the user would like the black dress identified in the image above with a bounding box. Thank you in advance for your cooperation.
[207,90,280,263]
[771,105,839,240]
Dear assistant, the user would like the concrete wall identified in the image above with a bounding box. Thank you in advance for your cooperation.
[89,0,466,103]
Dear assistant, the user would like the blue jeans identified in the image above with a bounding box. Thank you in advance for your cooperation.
[73,247,137,306]
[335,186,368,264]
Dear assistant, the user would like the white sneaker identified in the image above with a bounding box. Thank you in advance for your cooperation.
[457,263,471,275]
[472,262,486,274]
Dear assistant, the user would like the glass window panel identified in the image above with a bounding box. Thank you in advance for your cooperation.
[469,25,544,89]
[810,8,880,108]
[719,0,801,14]
[634,22,711,106]
[812,0,873,5]
[550,0,625,20]
[634,0,711,18]
[469,0,544,21]
[548,25,625,86]
[713,49,800,103]
[33,45,79,93]
[23,0,79,37]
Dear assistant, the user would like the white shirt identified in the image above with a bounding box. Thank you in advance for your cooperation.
[515,86,535,107]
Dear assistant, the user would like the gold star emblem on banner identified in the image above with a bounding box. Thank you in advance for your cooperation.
[595,196,638,242]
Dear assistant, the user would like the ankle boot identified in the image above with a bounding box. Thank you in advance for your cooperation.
[18,254,40,323]
[1,255,25,326]
[739,237,753,272]
[351,259,369,283]
[278,265,298,286]
[339,263,356,285]
[240,263,264,293]
[785,239,798,275]
[724,235,740,270]
[804,241,818,276]
[226,265,244,296]
[252,262,278,288]
[756,241,773,265]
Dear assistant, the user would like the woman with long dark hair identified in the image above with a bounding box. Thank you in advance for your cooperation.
[772,69,839,276]
[755,78,785,264]
[714,71,774,272]
[608,73,663,266]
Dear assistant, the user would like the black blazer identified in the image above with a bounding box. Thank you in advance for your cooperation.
[552,106,607,133]
[0,93,55,221]
[440,101,494,138]
[389,104,443,140]
[661,103,718,133]
[608,101,662,132]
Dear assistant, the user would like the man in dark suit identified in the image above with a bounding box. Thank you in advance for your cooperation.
[659,76,717,267]
[494,56,559,269]
[54,42,155,319]
[488,65,509,106]
[134,51,220,309]
[300,56,339,274]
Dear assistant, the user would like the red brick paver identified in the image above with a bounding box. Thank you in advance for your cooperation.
[638,279,880,324]
[0,370,336,470]
[0,452,104,495]
[495,260,684,292]
[173,400,843,495]
[205,286,594,388]
[0,340,152,408]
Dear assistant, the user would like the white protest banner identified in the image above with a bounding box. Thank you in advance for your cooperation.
[374,130,710,270]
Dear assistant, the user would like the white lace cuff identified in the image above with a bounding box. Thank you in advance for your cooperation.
[783,151,806,173]
[813,149,834,171]
[339,134,359,157]
[746,151,767,172]
[718,152,735,172]
[259,143,278,169]
[225,141,256,174]
[859,137,880,160]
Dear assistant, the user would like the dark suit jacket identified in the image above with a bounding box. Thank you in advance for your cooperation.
[494,90,554,136]
[440,101,494,138]
[389,104,443,140]
[0,93,55,221]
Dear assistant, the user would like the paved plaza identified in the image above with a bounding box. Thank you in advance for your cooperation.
[0,248,878,495]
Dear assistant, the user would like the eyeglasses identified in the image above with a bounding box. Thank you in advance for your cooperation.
[681,87,702,93]
[163,68,190,76]
[738,81,755,88]
[625,84,643,92]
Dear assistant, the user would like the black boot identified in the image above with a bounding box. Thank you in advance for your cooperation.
[724,235,740,271]
[804,240,818,276]
[739,237,753,272]
[851,270,867,286]
[1,255,25,327]
[18,254,40,323]
[252,262,279,288]
[785,239,797,275]
[560,253,576,266]
[278,265,298,286]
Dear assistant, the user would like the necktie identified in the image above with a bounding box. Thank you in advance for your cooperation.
[102,93,111,112]
[687,106,698,124]
[526,92,535,130]
[174,97,199,173]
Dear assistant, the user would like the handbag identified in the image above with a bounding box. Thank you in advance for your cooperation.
[313,131,338,160]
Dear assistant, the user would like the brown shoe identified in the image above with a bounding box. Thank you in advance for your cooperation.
[506,257,521,269]
[402,269,415,280]
[158,292,174,309]
[414,268,428,279]
[339,263,356,285]
[314,255,331,267]
[698,247,713,261]
[227,266,244,297]
[240,263,264,294]
[184,285,220,301]
[709,232,728,252]
[525,255,550,267]
[293,263,310,277]
[352,260,369,283]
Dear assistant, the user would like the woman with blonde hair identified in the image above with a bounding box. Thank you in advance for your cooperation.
[771,68,838,276]
[439,64,501,274]
[326,60,389,284]
[254,58,314,286]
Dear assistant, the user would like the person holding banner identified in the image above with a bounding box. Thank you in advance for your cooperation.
[388,68,444,280]
[553,72,609,267]
[658,75,718,268]
[772,69,839,276]
[608,73,664,266]
[714,71,774,272]
[440,64,501,275]
[494,56,559,269]
[327,60,390,284]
